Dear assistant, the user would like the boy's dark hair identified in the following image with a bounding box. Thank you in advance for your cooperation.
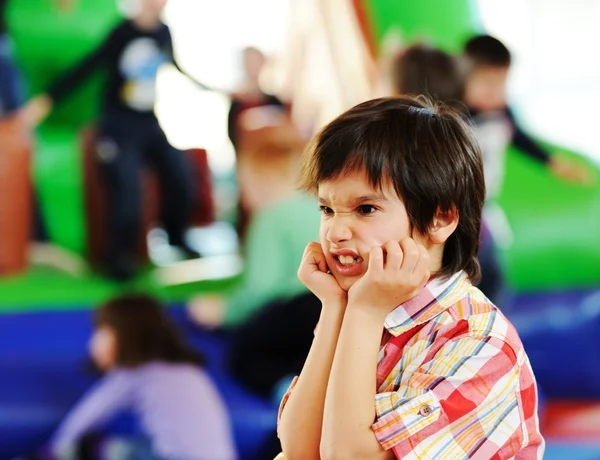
[464,34,511,67]
[301,96,485,283]
[393,43,465,108]
[95,293,204,368]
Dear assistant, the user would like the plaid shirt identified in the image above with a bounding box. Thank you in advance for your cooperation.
[279,271,544,459]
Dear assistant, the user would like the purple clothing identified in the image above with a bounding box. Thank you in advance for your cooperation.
[51,363,236,460]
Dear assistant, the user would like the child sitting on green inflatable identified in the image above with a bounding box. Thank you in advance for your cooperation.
[21,0,211,281]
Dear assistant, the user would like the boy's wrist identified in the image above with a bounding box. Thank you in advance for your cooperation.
[346,300,389,325]
[317,298,347,328]
[322,296,347,310]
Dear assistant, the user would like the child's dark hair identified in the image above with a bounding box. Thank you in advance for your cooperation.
[464,34,511,67]
[393,43,465,107]
[301,96,485,283]
[95,293,204,367]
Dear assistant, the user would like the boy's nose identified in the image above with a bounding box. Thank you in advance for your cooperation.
[325,216,352,243]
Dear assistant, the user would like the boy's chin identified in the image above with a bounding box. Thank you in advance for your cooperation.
[335,274,362,292]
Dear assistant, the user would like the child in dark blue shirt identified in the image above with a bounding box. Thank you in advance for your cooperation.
[21,0,210,280]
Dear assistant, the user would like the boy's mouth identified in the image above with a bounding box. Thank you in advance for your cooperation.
[331,251,364,277]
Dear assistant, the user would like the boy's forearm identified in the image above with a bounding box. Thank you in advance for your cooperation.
[322,305,390,460]
[279,299,346,460]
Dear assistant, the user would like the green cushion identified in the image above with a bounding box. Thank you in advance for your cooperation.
[498,146,600,291]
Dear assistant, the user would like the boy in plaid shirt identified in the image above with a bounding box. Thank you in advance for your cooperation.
[277,96,544,459]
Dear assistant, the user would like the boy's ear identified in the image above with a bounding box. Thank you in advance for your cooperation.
[428,207,459,245]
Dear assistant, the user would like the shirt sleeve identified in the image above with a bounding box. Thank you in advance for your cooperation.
[276,376,298,434]
[372,334,523,458]
[47,25,121,103]
[505,107,551,164]
[50,371,134,451]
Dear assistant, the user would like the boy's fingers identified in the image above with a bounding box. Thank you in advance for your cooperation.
[383,240,403,271]
[301,242,330,274]
[367,246,384,276]
[415,245,431,285]
[399,238,419,274]
[313,252,329,273]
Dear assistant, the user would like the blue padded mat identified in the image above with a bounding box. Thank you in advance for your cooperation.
[503,288,600,399]
[0,307,277,459]
[2,287,600,458]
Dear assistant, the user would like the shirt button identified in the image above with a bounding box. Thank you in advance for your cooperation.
[418,404,433,417]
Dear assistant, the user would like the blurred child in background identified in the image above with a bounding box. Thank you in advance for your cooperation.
[463,34,591,199]
[227,46,287,239]
[188,114,322,398]
[462,34,593,305]
[390,42,464,107]
[49,293,236,460]
[227,46,285,153]
[21,0,211,281]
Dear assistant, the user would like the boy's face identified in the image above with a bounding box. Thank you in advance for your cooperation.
[243,48,265,82]
[464,65,509,112]
[89,326,117,371]
[140,0,167,15]
[318,169,417,292]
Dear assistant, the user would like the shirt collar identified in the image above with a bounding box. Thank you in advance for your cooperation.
[384,271,471,337]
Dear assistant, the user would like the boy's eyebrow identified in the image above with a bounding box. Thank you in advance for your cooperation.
[318,193,388,206]
[351,194,388,205]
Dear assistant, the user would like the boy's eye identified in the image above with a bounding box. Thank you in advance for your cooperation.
[319,205,334,215]
[358,204,377,215]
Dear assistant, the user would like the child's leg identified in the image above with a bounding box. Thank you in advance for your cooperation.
[145,123,195,251]
[97,116,144,280]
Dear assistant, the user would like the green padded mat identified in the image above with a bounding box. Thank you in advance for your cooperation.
[0,265,240,312]
[498,146,600,291]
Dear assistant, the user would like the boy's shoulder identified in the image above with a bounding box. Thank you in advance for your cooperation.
[386,272,522,354]
[444,283,524,354]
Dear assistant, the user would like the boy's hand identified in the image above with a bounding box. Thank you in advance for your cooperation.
[549,155,596,186]
[298,242,346,304]
[347,238,430,319]
[187,295,226,329]
[19,95,52,128]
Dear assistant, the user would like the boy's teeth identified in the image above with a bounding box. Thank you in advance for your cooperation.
[339,255,358,266]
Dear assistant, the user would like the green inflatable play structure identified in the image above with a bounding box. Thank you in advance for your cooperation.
[4,0,600,303]
[3,0,240,308]
[7,0,122,255]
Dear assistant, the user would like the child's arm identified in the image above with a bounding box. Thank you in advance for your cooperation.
[278,242,347,460]
[163,32,218,93]
[169,56,214,92]
[506,107,592,183]
[321,239,429,460]
[49,371,134,452]
[505,107,551,164]
[20,24,121,126]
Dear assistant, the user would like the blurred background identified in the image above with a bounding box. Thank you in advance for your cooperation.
[0,0,599,458]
